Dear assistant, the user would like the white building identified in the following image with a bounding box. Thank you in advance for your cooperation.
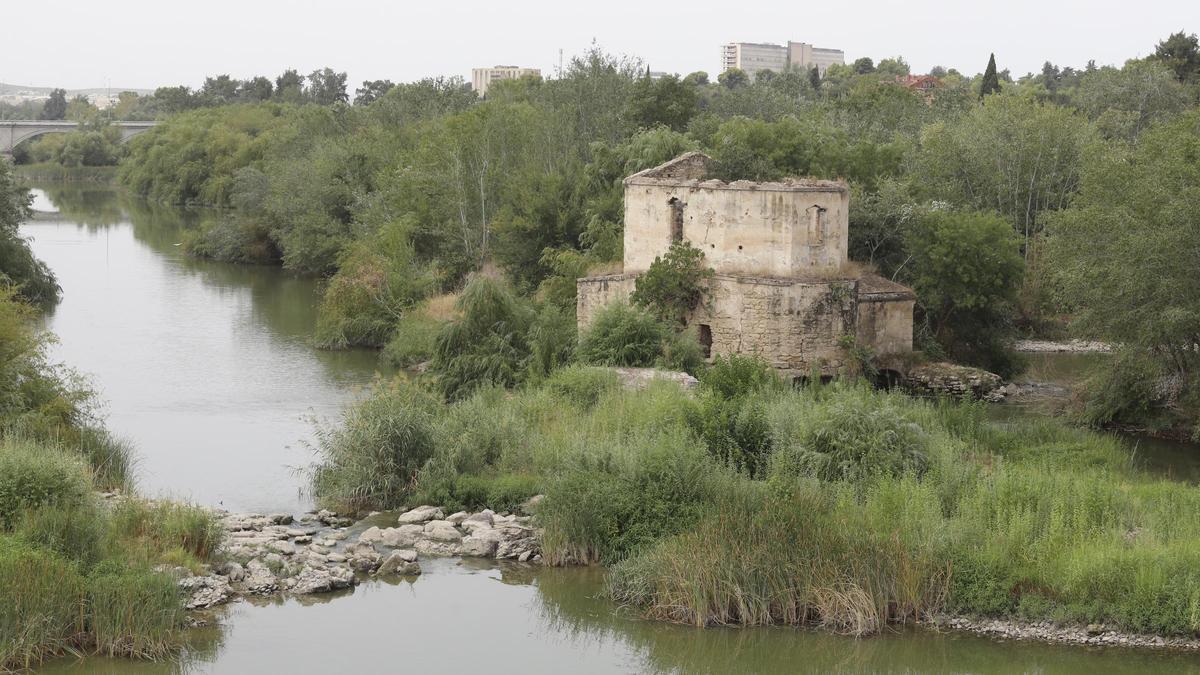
[721,41,845,77]
[470,66,541,96]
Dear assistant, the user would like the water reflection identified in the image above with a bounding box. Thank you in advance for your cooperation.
[39,559,1200,674]
[20,183,391,512]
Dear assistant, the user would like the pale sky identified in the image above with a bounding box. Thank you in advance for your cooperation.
[8,0,1199,90]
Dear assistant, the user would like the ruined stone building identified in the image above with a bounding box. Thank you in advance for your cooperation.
[576,152,916,379]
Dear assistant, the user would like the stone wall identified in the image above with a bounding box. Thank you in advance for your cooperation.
[855,275,916,356]
[623,154,849,278]
[577,273,856,377]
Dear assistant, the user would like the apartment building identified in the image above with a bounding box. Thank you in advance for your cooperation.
[470,66,541,96]
[721,41,845,76]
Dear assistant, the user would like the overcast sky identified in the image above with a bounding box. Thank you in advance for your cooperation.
[7,0,1198,90]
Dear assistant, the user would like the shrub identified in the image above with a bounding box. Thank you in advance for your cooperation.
[309,380,440,512]
[382,310,443,368]
[183,216,279,265]
[631,240,712,325]
[768,387,929,482]
[413,473,541,514]
[699,354,781,399]
[578,302,669,368]
[0,439,92,529]
[539,431,730,565]
[430,276,534,401]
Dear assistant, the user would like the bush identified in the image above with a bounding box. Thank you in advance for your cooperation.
[631,241,712,325]
[430,276,534,401]
[413,473,541,514]
[767,387,929,483]
[579,302,669,368]
[309,380,440,512]
[183,216,279,264]
[539,431,730,565]
[382,311,443,368]
[0,439,92,529]
[699,354,781,399]
[108,499,223,562]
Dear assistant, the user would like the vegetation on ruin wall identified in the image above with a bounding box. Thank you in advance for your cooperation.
[0,162,222,672]
[310,354,1200,637]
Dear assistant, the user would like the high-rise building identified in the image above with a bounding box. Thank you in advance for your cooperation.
[721,41,845,77]
[471,66,542,96]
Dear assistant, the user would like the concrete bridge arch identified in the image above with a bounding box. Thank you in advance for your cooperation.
[0,120,158,158]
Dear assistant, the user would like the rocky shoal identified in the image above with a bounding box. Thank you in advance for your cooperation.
[175,502,543,611]
[929,615,1200,651]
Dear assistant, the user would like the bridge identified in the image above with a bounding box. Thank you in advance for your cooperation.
[0,120,158,158]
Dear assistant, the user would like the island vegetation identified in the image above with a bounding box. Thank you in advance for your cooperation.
[4,29,1200,667]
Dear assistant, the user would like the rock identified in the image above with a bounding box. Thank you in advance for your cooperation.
[415,539,461,557]
[397,505,444,524]
[519,495,545,514]
[608,366,700,390]
[219,561,246,582]
[460,533,499,558]
[345,543,381,572]
[179,575,232,609]
[903,362,1004,400]
[327,553,347,563]
[1087,623,1105,636]
[393,549,418,563]
[446,511,469,525]
[358,526,384,544]
[424,520,463,543]
[495,525,540,560]
[244,559,278,595]
[268,540,297,556]
[268,513,294,525]
[381,526,422,548]
[292,565,356,594]
[462,510,495,530]
[309,544,330,555]
[518,550,532,562]
[377,550,422,576]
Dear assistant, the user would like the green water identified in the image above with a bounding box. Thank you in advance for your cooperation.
[20,184,1200,673]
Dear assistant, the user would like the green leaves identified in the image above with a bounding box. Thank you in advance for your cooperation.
[631,240,712,326]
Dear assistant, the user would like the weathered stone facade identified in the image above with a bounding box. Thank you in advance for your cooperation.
[577,152,916,378]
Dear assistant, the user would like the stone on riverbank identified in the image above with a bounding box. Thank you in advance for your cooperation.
[397,505,444,524]
[179,575,232,610]
[290,565,356,595]
[377,550,422,576]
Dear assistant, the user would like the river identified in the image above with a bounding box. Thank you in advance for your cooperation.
[20,183,1200,674]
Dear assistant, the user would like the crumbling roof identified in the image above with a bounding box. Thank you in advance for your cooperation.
[857,274,917,300]
[625,152,848,193]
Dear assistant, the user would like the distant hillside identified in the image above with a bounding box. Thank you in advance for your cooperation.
[0,82,155,97]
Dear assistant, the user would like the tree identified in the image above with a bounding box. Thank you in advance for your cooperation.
[354,79,395,106]
[914,95,1094,252]
[1153,31,1200,83]
[718,68,748,89]
[38,89,67,120]
[0,162,58,308]
[1076,59,1189,140]
[631,240,713,325]
[239,76,274,102]
[151,85,196,113]
[682,71,709,86]
[808,66,822,91]
[200,75,239,105]
[274,69,306,102]
[624,74,697,131]
[904,210,1024,376]
[875,57,910,77]
[980,53,1002,98]
[307,68,349,105]
[853,57,875,75]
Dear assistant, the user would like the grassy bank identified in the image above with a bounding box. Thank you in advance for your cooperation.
[0,438,221,671]
[12,163,118,183]
[310,356,1200,638]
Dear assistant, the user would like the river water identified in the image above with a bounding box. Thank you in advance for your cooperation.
[20,184,1200,674]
